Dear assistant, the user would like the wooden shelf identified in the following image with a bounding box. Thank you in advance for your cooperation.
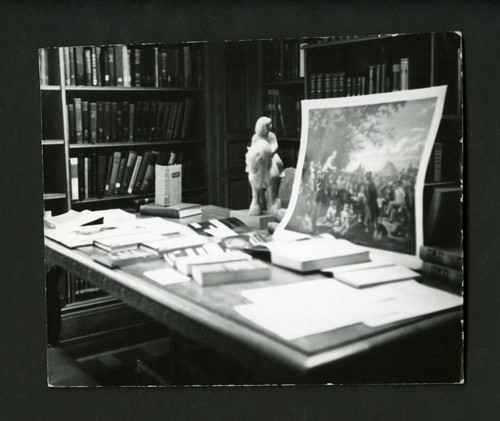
[72,193,154,205]
[42,139,65,146]
[65,86,203,92]
[41,85,61,91]
[44,193,67,201]
[69,139,206,149]
[302,35,393,49]
[264,79,304,87]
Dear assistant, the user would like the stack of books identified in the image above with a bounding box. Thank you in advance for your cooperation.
[140,202,202,218]
[419,245,463,289]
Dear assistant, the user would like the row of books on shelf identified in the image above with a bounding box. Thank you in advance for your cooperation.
[265,88,301,138]
[419,245,462,289]
[69,149,185,201]
[307,58,410,99]
[40,44,204,88]
[263,39,306,82]
[59,273,108,306]
[67,97,197,144]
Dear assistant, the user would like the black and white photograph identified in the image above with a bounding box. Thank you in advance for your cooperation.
[40,33,463,388]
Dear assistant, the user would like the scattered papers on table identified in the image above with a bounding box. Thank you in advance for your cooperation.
[235,278,462,340]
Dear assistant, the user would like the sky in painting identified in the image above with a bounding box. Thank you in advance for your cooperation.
[345,98,437,173]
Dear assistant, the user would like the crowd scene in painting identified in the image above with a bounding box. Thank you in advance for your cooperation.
[296,151,418,242]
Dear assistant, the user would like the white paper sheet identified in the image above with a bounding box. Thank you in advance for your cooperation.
[235,279,462,340]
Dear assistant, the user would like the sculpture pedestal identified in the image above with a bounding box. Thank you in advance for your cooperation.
[230,210,275,230]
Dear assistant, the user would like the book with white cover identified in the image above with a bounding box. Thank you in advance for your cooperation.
[265,235,369,272]
[334,265,420,288]
[192,259,270,286]
[174,250,252,275]
[140,235,208,255]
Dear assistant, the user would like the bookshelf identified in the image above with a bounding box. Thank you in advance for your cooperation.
[40,43,211,217]
[261,39,307,169]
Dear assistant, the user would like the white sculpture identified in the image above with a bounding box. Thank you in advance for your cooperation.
[245,117,284,216]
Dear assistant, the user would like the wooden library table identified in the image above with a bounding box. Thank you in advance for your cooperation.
[44,212,463,384]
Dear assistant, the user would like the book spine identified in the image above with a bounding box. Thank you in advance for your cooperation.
[104,154,113,195]
[67,104,75,144]
[400,58,409,90]
[433,142,443,183]
[63,47,71,85]
[74,46,84,86]
[110,102,118,142]
[154,47,159,87]
[91,47,98,86]
[84,156,89,199]
[419,246,462,270]
[127,155,143,194]
[108,46,116,86]
[39,49,49,85]
[96,101,104,143]
[102,47,110,86]
[95,46,101,86]
[120,150,138,194]
[422,261,462,285]
[148,101,158,141]
[154,101,165,141]
[128,103,135,142]
[103,101,111,142]
[367,65,375,95]
[90,102,97,144]
[140,151,159,192]
[115,45,124,86]
[74,98,83,144]
[88,153,96,198]
[392,63,401,91]
[121,101,129,141]
[123,46,131,87]
[81,101,89,143]
[95,154,108,198]
[69,157,79,200]
[114,156,127,195]
[107,151,122,196]
[84,48,92,86]
[139,205,179,218]
[133,48,142,87]
[133,151,151,193]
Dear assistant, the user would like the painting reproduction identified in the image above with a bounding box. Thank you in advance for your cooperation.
[278,86,447,261]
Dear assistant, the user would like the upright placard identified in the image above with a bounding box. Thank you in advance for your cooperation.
[155,164,182,206]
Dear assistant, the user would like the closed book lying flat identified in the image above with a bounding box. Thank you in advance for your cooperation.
[419,245,462,270]
[93,231,168,252]
[140,202,202,218]
[321,258,393,278]
[174,250,252,275]
[140,235,208,255]
[266,236,369,272]
[335,265,420,288]
[192,259,270,287]
[422,261,462,285]
[93,248,158,268]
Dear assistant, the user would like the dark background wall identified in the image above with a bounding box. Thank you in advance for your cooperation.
[0,1,497,419]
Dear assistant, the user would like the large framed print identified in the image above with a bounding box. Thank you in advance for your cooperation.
[276,86,447,268]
